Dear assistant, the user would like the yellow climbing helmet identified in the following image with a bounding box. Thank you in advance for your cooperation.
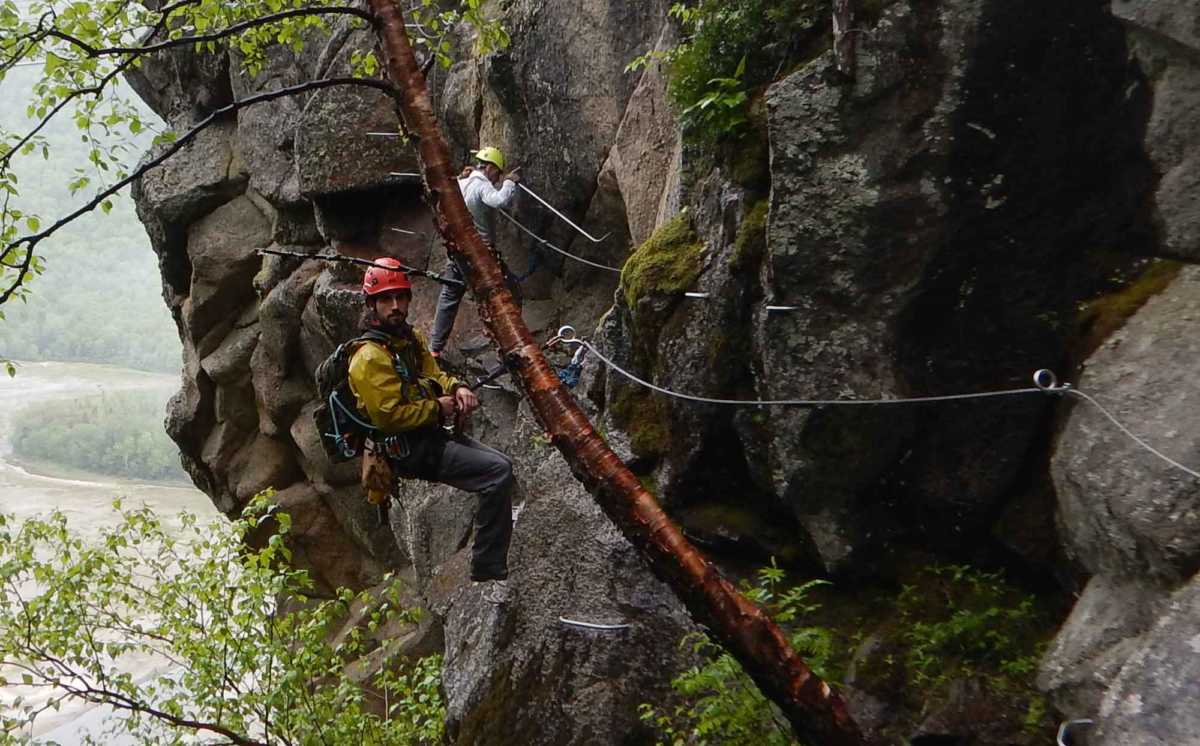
[475,146,506,171]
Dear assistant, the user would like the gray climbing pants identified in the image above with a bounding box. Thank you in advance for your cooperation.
[433,434,514,580]
[429,256,523,354]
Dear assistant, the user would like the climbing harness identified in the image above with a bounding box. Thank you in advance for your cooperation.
[256,247,464,288]
[516,183,610,244]
[555,326,1200,482]
[497,209,623,273]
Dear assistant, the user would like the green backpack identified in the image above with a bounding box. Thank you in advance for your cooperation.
[312,329,391,462]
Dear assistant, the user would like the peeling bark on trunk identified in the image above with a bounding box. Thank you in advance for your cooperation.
[365,1,864,742]
[833,0,857,79]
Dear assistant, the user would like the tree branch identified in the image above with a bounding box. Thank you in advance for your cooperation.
[367,0,865,742]
[59,681,267,746]
[0,12,54,72]
[0,75,398,304]
[0,56,137,176]
[0,0,193,177]
[832,0,856,79]
[1,2,365,178]
[45,6,376,58]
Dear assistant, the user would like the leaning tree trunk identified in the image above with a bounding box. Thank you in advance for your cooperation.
[833,0,857,79]
[365,1,864,742]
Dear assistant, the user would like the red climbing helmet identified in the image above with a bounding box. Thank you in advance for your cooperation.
[362,257,412,296]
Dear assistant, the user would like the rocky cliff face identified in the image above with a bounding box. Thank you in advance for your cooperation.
[128,0,1200,742]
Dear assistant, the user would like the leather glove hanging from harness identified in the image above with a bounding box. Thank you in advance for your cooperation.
[361,439,394,506]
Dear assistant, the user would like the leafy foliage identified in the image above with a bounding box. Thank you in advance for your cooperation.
[639,561,834,745]
[895,564,1047,692]
[10,389,187,482]
[852,563,1056,741]
[0,0,509,307]
[0,497,445,743]
[642,561,1058,744]
[0,61,177,371]
[627,0,823,142]
[349,0,508,80]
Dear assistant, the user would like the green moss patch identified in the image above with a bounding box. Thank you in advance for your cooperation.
[608,384,672,460]
[1076,258,1182,358]
[677,502,808,565]
[619,212,706,312]
[730,199,769,272]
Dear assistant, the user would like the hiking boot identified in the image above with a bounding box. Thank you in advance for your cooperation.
[470,567,507,583]
[479,579,510,605]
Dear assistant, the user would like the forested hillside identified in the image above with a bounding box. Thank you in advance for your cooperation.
[0,67,178,372]
[10,390,188,482]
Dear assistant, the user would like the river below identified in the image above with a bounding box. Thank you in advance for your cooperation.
[0,361,217,742]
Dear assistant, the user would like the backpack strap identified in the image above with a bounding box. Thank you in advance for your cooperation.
[353,327,421,385]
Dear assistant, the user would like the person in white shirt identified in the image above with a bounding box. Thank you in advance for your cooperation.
[429,146,522,358]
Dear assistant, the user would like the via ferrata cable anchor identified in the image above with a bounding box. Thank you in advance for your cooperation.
[1033,369,1071,395]
[1056,718,1093,746]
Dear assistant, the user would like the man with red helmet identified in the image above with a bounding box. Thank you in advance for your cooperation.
[349,258,514,592]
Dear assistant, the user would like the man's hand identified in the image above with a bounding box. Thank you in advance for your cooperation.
[454,386,480,417]
[437,396,455,422]
[506,166,521,184]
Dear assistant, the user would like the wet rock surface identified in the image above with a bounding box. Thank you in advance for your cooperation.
[127,0,1200,741]
[1114,0,1200,262]
[1038,575,1164,717]
[435,456,697,744]
[1092,573,1200,745]
[1052,267,1200,583]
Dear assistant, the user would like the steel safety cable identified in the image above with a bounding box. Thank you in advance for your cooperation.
[497,209,624,273]
[559,329,1049,407]
[1061,388,1200,480]
[553,326,1200,482]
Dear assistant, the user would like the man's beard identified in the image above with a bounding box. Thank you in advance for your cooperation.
[366,307,410,335]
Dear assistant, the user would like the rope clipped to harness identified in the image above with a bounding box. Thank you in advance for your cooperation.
[325,390,378,460]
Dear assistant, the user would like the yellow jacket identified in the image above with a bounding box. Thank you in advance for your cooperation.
[347,327,463,434]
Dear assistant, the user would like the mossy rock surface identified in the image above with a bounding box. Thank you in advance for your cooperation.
[730,199,769,272]
[619,212,706,311]
[1075,258,1182,359]
[608,384,672,460]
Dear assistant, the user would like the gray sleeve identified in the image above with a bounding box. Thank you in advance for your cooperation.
[480,179,517,209]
